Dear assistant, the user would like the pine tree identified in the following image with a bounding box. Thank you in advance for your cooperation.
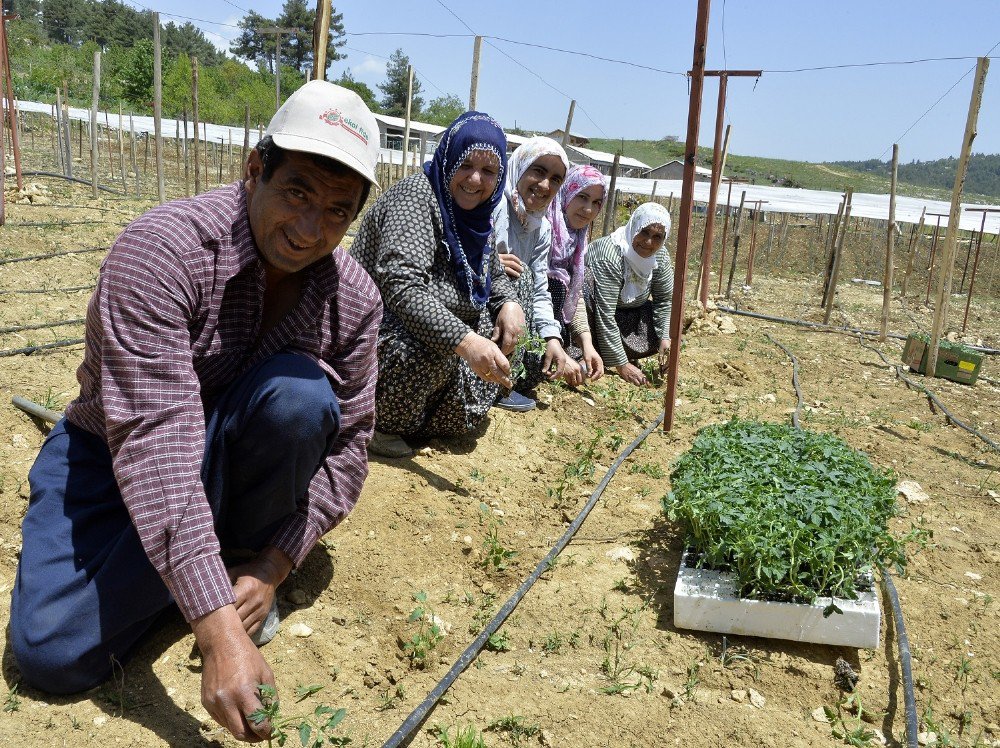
[378,48,423,118]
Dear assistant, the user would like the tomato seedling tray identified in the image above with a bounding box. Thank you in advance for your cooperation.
[673,551,881,649]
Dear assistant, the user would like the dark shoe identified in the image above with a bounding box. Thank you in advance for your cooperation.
[251,599,280,647]
[495,391,536,412]
[369,430,414,458]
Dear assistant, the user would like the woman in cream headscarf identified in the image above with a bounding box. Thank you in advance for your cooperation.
[491,136,582,411]
[584,202,674,387]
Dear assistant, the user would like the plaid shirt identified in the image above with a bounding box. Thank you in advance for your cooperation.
[65,182,381,622]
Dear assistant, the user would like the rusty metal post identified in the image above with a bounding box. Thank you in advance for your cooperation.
[960,208,1000,332]
[664,0,710,432]
[0,11,23,189]
[716,178,734,295]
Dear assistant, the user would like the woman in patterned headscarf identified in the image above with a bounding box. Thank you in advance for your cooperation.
[546,164,608,381]
[351,111,525,457]
[491,136,580,412]
[585,202,674,387]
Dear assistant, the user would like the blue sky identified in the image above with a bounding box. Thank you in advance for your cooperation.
[138,0,998,163]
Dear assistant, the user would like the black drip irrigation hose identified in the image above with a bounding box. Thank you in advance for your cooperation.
[0,338,85,358]
[17,171,125,196]
[765,333,803,428]
[857,337,1000,452]
[0,246,106,265]
[718,305,1000,356]
[382,413,665,748]
[767,334,919,747]
[0,318,86,335]
[6,220,124,228]
[0,285,95,296]
[879,567,919,748]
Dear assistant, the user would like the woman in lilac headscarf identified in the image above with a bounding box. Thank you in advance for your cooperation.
[546,164,608,381]
[351,112,525,457]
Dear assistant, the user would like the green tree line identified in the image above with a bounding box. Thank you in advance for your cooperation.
[833,154,1000,199]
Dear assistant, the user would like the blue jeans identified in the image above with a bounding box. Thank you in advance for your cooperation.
[10,353,340,694]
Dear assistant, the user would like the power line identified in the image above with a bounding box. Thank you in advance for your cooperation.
[429,0,609,137]
[764,55,994,74]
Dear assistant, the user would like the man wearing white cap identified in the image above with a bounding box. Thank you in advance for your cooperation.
[10,81,381,741]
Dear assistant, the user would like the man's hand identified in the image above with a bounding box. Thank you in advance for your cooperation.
[456,331,512,389]
[542,339,583,386]
[657,338,672,376]
[490,301,525,356]
[498,252,523,280]
[580,343,605,381]
[615,362,647,387]
[228,547,292,638]
[191,605,275,743]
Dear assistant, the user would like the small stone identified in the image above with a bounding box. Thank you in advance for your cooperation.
[286,588,307,605]
[418,447,433,456]
[731,689,747,703]
[480,581,496,595]
[661,685,678,699]
[606,547,636,563]
[463,535,473,546]
[965,571,982,581]
[897,480,929,504]
[748,688,765,708]
[581,397,596,407]
[11,433,29,448]
[540,729,555,746]
[288,622,313,638]
[93,716,108,727]
[539,669,548,678]
[917,732,937,746]
[812,707,831,723]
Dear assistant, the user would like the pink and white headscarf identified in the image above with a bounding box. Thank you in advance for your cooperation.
[504,136,570,231]
[546,164,607,323]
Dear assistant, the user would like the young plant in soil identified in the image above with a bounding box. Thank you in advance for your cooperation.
[404,591,444,668]
[249,683,350,747]
[664,419,925,605]
[508,330,547,383]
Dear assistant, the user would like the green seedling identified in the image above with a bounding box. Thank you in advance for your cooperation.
[665,420,928,604]
[404,591,444,668]
[486,630,511,652]
[376,684,405,712]
[433,723,488,748]
[3,684,20,713]
[249,683,351,747]
[599,603,651,695]
[509,330,547,383]
[824,691,881,747]
[628,461,665,478]
[953,654,974,692]
[481,525,517,572]
[486,714,539,747]
[683,660,701,701]
[543,631,564,654]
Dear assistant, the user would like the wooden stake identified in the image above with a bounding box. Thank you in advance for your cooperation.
[152,13,165,203]
[182,107,190,195]
[561,100,576,149]
[901,208,925,297]
[924,214,945,305]
[62,82,73,178]
[192,57,200,194]
[242,104,250,174]
[880,144,898,341]
[129,113,138,196]
[927,57,989,377]
[962,209,1000,331]
[716,179,734,294]
[823,189,853,325]
[90,50,100,198]
[469,36,482,110]
[821,196,846,307]
[601,151,621,236]
[312,0,332,80]
[401,65,414,178]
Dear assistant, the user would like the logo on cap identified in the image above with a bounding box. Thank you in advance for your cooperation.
[319,108,370,146]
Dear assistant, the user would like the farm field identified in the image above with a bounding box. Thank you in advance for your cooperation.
[1,155,999,747]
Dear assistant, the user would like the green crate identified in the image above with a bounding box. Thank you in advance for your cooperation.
[901,334,983,385]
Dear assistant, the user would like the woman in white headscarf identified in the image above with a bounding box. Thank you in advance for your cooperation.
[491,136,582,411]
[584,202,674,387]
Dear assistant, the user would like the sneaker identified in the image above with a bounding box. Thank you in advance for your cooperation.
[495,390,536,412]
[368,430,414,458]
[251,599,280,647]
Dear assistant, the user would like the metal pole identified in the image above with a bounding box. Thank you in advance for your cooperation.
[664,0,710,432]
[716,178,734,295]
[961,209,998,332]
[924,214,945,306]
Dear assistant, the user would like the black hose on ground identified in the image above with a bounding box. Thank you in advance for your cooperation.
[857,337,1000,452]
[718,305,1000,356]
[17,171,124,195]
[0,285,95,296]
[382,413,665,748]
[879,567,919,748]
[0,246,105,265]
[766,333,803,428]
[0,318,85,335]
[0,338,85,358]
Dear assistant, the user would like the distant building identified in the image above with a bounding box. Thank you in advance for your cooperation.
[372,113,446,158]
[564,144,650,177]
[643,160,717,181]
[547,129,590,147]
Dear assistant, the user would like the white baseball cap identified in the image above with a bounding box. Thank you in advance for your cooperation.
[265,80,380,187]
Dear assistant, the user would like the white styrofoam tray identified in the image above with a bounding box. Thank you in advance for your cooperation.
[673,552,881,649]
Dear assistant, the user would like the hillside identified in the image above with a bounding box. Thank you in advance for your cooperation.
[587,137,1000,203]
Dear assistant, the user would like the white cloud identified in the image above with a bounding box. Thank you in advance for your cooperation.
[351,57,387,83]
